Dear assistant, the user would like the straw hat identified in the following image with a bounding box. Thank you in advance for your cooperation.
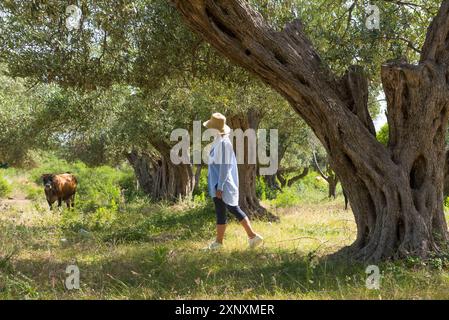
[203,113,231,135]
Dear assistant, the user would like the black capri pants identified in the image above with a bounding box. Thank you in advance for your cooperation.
[213,197,247,225]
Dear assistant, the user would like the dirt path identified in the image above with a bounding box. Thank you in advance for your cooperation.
[0,197,34,214]
[0,176,35,212]
[0,175,50,228]
[0,197,32,209]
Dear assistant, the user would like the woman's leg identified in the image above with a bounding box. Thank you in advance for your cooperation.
[216,224,227,244]
[226,205,257,239]
[240,217,257,239]
[213,197,227,244]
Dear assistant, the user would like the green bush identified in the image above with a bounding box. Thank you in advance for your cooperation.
[86,201,119,230]
[60,209,85,231]
[377,124,389,146]
[300,172,328,193]
[256,176,267,200]
[255,176,280,201]
[60,203,119,232]
[193,167,208,197]
[76,165,123,212]
[271,186,302,208]
[264,171,336,207]
[0,174,11,198]
[193,191,207,204]
[118,172,142,202]
[24,184,41,201]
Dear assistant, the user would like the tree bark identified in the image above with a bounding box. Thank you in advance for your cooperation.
[265,173,281,191]
[444,149,449,197]
[343,189,349,210]
[328,176,337,199]
[276,171,286,188]
[173,0,449,261]
[193,164,203,193]
[313,152,338,199]
[126,146,194,201]
[126,150,154,196]
[227,109,277,220]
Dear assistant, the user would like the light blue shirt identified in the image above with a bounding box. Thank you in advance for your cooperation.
[207,135,239,206]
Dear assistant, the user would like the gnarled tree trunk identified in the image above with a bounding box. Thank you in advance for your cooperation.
[228,108,277,220]
[444,149,449,197]
[327,176,337,199]
[127,146,194,201]
[173,0,449,261]
[265,173,281,191]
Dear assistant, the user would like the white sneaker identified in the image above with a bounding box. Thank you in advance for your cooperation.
[203,241,223,251]
[249,234,264,249]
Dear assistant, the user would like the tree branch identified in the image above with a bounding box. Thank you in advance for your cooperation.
[421,0,449,65]
[312,151,329,181]
[173,0,394,185]
[287,167,309,187]
[339,66,376,136]
[173,1,382,149]
[172,1,355,131]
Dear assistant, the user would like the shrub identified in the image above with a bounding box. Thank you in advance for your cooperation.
[60,209,84,231]
[24,184,41,201]
[255,176,267,201]
[265,171,333,207]
[118,172,140,202]
[86,201,119,230]
[76,164,123,212]
[256,176,280,201]
[193,167,209,197]
[60,203,119,232]
[193,191,207,205]
[300,172,328,193]
[377,124,389,146]
[0,174,11,198]
[271,186,302,208]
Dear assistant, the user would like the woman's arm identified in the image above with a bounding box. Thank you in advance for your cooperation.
[217,140,233,193]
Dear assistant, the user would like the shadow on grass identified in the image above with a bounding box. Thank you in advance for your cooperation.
[3,201,446,299]
[3,244,374,299]
[0,199,371,298]
[98,202,217,244]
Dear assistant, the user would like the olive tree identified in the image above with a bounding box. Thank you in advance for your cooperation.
[173,0,449,261]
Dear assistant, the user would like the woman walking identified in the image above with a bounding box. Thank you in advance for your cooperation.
[203,113,263,250]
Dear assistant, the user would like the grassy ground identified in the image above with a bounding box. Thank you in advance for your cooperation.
[1,169,449,300]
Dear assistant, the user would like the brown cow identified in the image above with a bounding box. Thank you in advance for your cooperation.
[42,173,77,210]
